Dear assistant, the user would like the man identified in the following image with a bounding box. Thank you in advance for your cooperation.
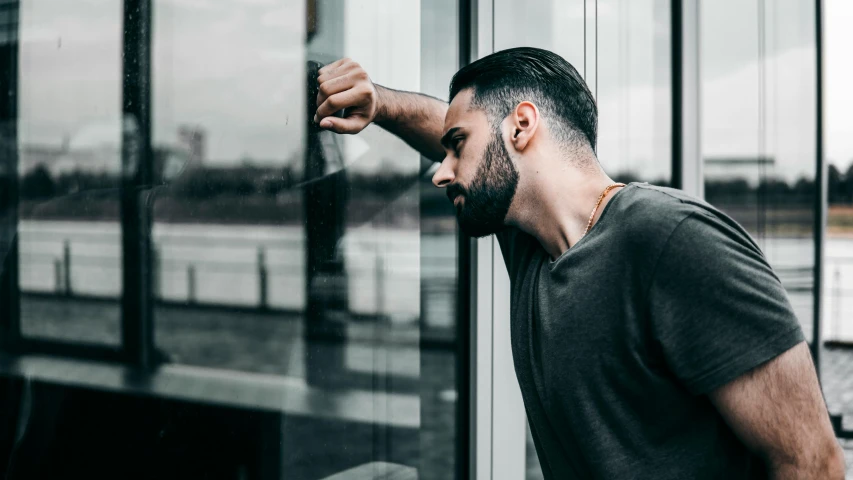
[313,47,845,479]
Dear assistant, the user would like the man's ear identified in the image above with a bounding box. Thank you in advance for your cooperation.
[508,101,539,152]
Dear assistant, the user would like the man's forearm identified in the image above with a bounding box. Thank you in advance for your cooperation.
[374,85,448,163]
[767,444,846,480]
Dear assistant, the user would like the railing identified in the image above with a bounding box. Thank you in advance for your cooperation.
[19,235,457,327]
[826,256,853,343]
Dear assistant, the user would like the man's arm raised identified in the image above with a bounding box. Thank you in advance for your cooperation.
[314,58,448,162]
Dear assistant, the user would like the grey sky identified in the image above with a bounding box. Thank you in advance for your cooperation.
[825,0,853,171]
[16,0,851,175]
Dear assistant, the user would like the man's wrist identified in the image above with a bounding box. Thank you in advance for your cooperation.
[374,84,394,125]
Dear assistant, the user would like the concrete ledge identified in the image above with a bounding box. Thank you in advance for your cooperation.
[320,462,417,480]
[0,353,419,428]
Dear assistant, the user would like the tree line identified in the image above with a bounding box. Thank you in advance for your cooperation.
[17,161,851,206]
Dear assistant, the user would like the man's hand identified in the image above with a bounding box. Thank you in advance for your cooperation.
[315,58,381,134]
[314,58,449,162]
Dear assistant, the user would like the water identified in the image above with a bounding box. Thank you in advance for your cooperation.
[17,220,853,339]
[19,220,457,326]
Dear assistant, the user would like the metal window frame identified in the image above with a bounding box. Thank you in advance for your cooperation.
[120,0,156,368]
[456,3,474,480]
[0,0,155,367]
[674,0,702,198]
[670,0,683,190]
[0,0,21,351]
[812,0,825,378]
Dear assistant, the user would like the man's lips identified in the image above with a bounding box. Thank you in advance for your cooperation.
[446,185,465,206]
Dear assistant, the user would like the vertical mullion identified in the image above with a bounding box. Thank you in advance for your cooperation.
[678,0,702,198]
[584,0,597,99]
[121,0,154,367]
[670,0,683,189]
[456,2,473,479]
[470,3,494,478]
[0,0,21,351]
[811,0,824,376]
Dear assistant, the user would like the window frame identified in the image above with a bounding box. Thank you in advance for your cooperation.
[0,0,160,366]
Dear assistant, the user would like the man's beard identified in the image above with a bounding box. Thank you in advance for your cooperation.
[446,130,519,238]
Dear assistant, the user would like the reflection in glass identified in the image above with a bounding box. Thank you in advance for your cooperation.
[494,0,585,72]
[16,0,123,345]
[147,0,462,478]
[597,0,671,184]
[701,0,817,340]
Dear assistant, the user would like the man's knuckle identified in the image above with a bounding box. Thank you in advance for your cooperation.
[357,85,373,100]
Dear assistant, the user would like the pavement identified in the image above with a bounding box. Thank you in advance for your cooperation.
[820,347,853,478]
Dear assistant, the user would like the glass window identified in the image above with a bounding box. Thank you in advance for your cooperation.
[1,0,465,478]
[16,0,123,345]
[150,0,463,478]
[824,0,853,460]
[700,0,817,340]
[494,0,585,71]
[596,0,671,184]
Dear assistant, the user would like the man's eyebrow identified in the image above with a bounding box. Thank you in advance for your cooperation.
[440,127,462,150]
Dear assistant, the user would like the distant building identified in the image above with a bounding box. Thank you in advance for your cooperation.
[177,125,206,166]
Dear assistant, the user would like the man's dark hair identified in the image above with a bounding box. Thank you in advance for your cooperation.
[449,47,597,153]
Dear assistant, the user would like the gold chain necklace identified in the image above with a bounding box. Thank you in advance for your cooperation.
[581,183,626,239]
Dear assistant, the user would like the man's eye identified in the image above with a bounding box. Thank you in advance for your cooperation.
[453,138,463,155]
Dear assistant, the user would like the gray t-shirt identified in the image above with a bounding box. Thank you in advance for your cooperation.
[497,182,804,479]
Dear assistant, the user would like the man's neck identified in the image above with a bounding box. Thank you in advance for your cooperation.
[508,163,620,261]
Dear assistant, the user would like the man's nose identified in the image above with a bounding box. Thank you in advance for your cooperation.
[432,158,455,188]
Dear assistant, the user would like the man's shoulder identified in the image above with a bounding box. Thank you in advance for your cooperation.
[612,182,731,253]
[616,183,698,228]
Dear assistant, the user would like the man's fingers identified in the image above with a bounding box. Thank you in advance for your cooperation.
[318,57,349,76]
[314,59,375,134]
[316,72,359,107]
[318,115,369,134]
[315,88,369,121]
[317,60,359,85]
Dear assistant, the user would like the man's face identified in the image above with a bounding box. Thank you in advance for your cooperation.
[432,89,519,238]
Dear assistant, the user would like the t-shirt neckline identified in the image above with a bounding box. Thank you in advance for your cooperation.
[548,182,636,268]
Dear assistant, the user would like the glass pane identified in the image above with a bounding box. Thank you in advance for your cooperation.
[597,0,671,184]
[824,0,853,466]
[494,0,585,71]
[16,0,122,345]
[701,0,817,340]
[525,419,545,480]
[148,0,462,478]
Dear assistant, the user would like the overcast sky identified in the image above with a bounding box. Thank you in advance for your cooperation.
[15,0,853,175]
[824,0,852,171]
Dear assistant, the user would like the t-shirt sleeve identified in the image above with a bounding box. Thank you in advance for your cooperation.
[646,211,805,395]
